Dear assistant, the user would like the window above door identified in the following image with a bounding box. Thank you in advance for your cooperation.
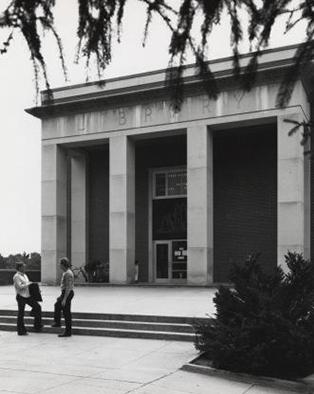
[153,168,187,199]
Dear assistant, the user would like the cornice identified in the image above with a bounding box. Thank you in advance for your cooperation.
[25,43,309,119]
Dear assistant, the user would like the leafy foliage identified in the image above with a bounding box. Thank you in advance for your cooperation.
[84,259,109,282]
[0,0,64,97]
[194,252,314,379]
[285,117,314,156]
[0,251,41,270]
[0,1,313,106]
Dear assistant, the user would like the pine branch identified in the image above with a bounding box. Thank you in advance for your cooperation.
[0,12,5,25]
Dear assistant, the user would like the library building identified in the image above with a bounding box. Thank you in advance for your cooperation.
[27,44,313,285]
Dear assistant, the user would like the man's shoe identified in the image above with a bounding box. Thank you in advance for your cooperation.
[51,323,61,328]
[58,333,71,337]
[18,332,28,336]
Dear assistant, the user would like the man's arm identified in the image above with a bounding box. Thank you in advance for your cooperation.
[14,276,31,290]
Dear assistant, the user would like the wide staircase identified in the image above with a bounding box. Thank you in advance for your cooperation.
[0,309,207,341]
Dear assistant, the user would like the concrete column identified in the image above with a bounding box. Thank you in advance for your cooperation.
[187,125,213,284]
[71,151,87,268]
[41,144,67,284]
[277,111,311,269]
[109,135,135,283]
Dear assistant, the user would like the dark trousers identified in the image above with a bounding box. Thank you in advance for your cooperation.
[54,290,74,334]
[16,294,42,334]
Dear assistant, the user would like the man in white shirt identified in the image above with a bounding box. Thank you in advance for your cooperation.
[13,261,42,335]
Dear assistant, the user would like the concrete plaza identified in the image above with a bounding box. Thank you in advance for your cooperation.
[0,285,217,317]
[0,331,302,394]
[0,285,306,393]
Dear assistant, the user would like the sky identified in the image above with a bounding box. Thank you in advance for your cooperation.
[0,1,307,256]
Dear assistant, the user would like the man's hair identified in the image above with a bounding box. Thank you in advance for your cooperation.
[60,257,71,269]
[15,261,25,271]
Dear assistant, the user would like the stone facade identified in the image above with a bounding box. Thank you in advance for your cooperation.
[27,44,312,285]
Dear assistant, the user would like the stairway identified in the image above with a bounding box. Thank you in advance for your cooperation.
[0,309,207,341]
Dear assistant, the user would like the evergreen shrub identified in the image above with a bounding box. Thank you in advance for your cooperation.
[194,252,314,379]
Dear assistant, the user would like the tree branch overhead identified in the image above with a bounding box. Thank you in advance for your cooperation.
[0,0,313,108]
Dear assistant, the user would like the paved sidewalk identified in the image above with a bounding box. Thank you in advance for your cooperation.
[0,331,301,394]
[0,285,306,393]
[0,285,216,317]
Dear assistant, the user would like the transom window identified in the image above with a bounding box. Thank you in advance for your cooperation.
[153,168,187,198]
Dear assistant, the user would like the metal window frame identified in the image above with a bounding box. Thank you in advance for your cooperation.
[152,166,187,199]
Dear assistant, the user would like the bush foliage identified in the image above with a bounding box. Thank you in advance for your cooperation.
[0,252,41,270]
[194,252,314,379]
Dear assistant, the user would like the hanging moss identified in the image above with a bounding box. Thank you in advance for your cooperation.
[0,1,313,107]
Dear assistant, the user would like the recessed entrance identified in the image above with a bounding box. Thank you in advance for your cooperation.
[151,167,187,283]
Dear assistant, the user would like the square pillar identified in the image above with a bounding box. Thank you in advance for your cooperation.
[277,111,311,269]
[41,144,67,284]
[109,135,135,283]
[71,151,87,268]
[187,125,213,284]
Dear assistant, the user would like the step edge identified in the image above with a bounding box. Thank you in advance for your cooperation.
[0,316,193,327]
[0,309,209,322]
[0,323,195,336]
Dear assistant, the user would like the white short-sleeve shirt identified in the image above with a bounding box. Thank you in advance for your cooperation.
[13,272,30,298]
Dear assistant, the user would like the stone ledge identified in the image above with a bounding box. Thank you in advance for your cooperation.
[39,282,231,288]
[181,355,314,393]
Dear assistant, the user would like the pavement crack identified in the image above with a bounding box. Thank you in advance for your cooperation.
[33,376,83,394]
[124,369,177,393]
[0,365,90,379]
[120,341,170,368]
[82,374,143,385]
[242,383,256,393]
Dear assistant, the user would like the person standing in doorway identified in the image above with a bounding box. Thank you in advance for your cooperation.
[134,260,139,283]
[51,257,74,337]
[13,261,43,335]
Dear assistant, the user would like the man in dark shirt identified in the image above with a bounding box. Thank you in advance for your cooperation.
[51,257,74,337]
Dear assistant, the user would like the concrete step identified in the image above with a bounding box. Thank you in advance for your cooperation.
[0,309,205,324]
[0,322,195,341]
[0,309,199,341]
[0,315,194,333]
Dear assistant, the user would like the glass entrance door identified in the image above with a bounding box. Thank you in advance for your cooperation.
[171,240,187,281]
[155,241,171,282]
[154,240,187,283]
